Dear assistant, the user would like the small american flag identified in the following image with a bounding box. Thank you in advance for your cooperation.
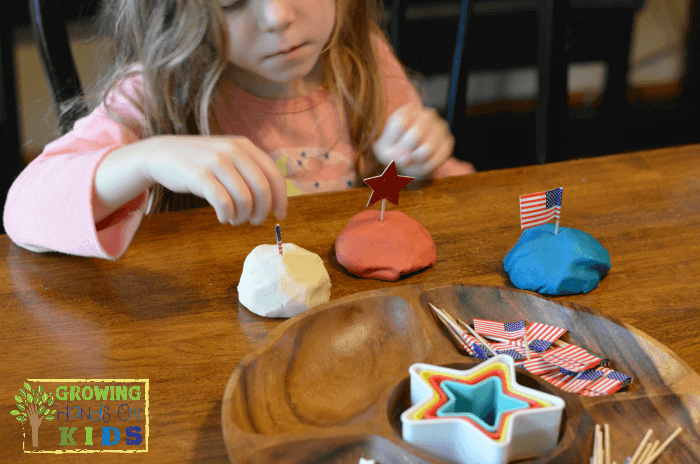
[461,334,490,360]
[496,348,526,361]
[275,224,283,255]
[542,345,602,372]
[516,358,558,376]
[561,369,604,394]
[473,319,526,340]
[520,187,563,230]
[581,370,632,396]
[511,322,567,352]
[541,368,575,389]
[492,342,542,360]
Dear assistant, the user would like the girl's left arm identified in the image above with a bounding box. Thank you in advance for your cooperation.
[373,38,475,178]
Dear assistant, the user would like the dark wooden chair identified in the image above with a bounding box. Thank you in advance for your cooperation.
[387,0,643,168]
[679,0,700,120]
[29,0,89,135]
[0,6,26,234]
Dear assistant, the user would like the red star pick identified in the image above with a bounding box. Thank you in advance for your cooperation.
[363,161,414,207]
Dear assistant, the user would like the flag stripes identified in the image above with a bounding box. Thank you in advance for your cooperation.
[542,345,602,372]
[473,319,526,340]
[520,187,563,229]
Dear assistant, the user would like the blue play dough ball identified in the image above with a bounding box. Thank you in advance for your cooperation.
[503,223,611,295]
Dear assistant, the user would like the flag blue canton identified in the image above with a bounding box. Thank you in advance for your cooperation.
[496,349,525,361]
[545,188,563,208]
[529,339,552,352]
[559,368,578,376]
[579,370,604,381]
[472,345,490,360]
[504,321,525,333]
[608,371,632,384]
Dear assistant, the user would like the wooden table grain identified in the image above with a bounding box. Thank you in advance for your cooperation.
[1,145,699,463]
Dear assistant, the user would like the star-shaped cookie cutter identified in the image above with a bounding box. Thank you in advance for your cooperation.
[414,363,551,441]
[438,378,529,435]
[401,355,565,464]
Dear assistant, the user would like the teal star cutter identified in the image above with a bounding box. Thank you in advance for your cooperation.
[437,377,529,433]
[401,355,566,464]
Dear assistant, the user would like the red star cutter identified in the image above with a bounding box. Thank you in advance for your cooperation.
[363,161,414,221]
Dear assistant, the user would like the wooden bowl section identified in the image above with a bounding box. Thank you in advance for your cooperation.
[222,284,700,463]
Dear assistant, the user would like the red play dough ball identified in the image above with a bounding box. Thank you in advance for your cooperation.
[335,210,436,281]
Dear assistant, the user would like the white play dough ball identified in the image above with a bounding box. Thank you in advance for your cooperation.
[237,243,331,318]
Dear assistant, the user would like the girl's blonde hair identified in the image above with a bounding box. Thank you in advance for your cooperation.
[90,0,393,213]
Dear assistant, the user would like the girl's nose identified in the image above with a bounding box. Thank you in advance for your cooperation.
[257,0,294,32]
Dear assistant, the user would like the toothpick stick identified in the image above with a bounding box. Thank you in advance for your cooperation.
[597,425,604,464]
[380,198,386,221]
[455,317,498,357]
[638,443,653,464]
[629,429,654,464]
[428,304,462,334]
[643,427,682,464]
[592,426,599,464]
[642,440,660,464]
[430,307,498,358]
[555,218,560,235]
[428,304,475,352]
[431,308,470,354]
[605,423,611,464]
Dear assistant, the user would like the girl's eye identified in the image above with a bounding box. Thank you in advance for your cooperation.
[222,0,246,11]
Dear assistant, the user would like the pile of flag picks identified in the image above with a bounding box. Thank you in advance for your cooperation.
[428,304,633,396]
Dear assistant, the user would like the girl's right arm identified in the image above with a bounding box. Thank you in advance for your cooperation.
[94,135,287,226]
[4,72,286,259]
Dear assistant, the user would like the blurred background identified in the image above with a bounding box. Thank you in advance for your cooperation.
[4,0,698,172]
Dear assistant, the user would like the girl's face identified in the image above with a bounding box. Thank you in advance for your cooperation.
[220,0,336,99]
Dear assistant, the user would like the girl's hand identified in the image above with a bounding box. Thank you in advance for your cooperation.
[142,135,287,226]
[374,103,455,179]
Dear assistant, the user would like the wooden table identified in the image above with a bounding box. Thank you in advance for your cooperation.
[1,145,699,462]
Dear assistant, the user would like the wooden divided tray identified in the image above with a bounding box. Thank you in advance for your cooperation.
[222,284,700,463]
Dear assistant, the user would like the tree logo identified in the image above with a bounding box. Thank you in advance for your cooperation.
[11,382,57,448]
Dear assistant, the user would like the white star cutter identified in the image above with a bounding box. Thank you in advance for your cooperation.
[401,355,565,464]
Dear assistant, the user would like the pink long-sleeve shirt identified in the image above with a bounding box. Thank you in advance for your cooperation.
[4,38,473,259]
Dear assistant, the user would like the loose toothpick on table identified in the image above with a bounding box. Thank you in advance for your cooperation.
[591,423,610,464]
[642,428,682,464]
[623,427,682,464]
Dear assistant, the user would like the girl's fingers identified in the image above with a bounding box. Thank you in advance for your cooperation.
[246,145,288,221]
[421,136,455,175]
[197,170,239,224]
[374,116,405,163]
[401,135,454,178]
[412,118,451,164]
[397,109,435,154]
[222,151,272,226]
[375,103,421,162]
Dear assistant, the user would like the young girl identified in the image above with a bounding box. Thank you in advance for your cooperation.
[4,0,474,259]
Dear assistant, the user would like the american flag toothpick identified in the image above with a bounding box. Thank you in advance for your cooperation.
[275,224,283,255]
[520,187,563,234]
